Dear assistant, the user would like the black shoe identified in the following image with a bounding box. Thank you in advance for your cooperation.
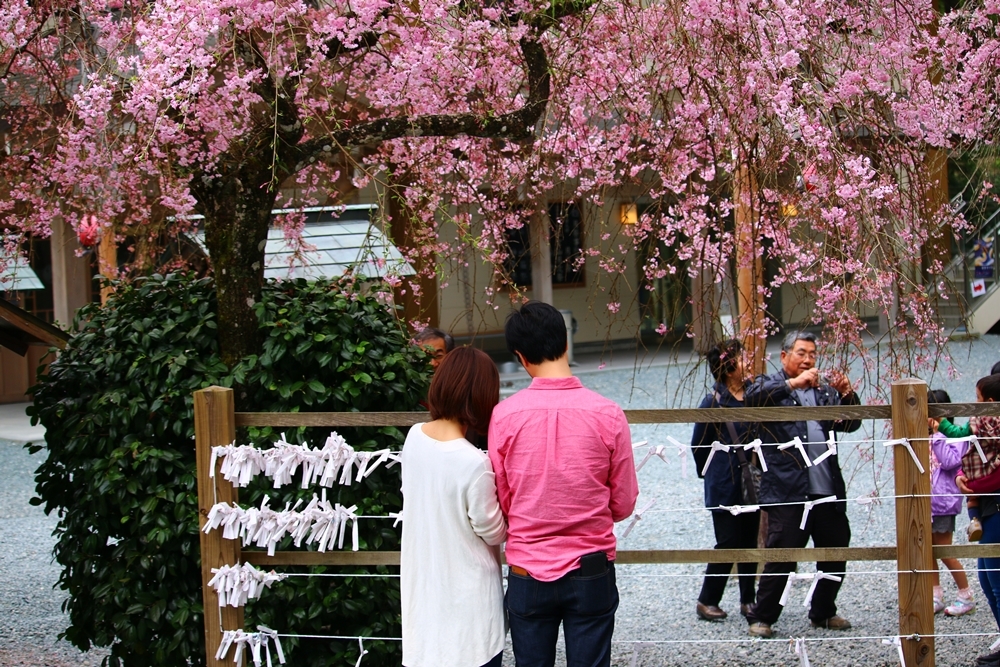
[696,601,728,621]
[976,649,1000,666]
[740,603,752,618]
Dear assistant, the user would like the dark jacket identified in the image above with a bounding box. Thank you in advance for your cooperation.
[744,369,862,505]
[692,383,751,509]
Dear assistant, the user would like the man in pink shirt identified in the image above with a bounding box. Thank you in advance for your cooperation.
[489,301,639,667]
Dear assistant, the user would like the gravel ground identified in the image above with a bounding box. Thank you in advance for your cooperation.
[5,334,1000,667]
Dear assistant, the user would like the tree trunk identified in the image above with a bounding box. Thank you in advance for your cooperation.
[197,173,277,368]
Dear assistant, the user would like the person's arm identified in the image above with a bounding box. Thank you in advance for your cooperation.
[931,431,966,470]
[938,418,972,439]
[608,409,639,523]
[487,415,512,517]
[466,469,507,546]
[744,373,791,408]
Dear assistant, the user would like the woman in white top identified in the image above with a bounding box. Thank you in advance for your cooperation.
[401,346,507,667]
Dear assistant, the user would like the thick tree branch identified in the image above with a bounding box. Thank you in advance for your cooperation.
[291,35,549,168]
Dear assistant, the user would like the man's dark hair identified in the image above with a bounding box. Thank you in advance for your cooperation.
[504,301,567,365]
[427,347,499,434]
[978,373,1000,402]
[707,339,743,383]
[414,327,454,352]
[928,389,952,404]
[991,361,1000,376]
[781,330,818,352]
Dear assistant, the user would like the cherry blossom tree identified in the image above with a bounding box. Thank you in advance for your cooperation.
[2,0,999,378]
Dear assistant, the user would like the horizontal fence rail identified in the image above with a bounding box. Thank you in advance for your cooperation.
[234,402,993,427]
[196,383,1000,667]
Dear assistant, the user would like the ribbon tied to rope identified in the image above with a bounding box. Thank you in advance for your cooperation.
[778,437,812,467]
[778,570,843,607]
[620,498,657,539]
[790,637,811,667]
[883,437,925,474]
[799,495,838,530]
[635,445,671,473]
[811,431,838,465]
[701,441,730,477]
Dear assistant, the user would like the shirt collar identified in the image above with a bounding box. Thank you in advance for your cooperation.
[528,376,584,390]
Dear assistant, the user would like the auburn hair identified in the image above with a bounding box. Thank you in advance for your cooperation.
[427,346,500,435]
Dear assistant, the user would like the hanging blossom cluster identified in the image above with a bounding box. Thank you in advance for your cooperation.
[1,0,999,380]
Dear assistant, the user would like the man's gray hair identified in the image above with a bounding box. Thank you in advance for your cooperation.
[781,330,818,352]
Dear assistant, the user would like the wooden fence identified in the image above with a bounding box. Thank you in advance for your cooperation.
[194,379,1000,667]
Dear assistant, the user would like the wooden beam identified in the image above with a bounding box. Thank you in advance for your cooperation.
[0,298,70,349]
[233,403,1000,428]
[892,379,934,667]
[195,387,243,667]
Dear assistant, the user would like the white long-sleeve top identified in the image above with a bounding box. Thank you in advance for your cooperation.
[400,424,507,667]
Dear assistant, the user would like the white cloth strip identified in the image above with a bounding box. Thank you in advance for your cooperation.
[778,572,812,607]
[619,499,657,539]
[811,431,837,465]
[355,637,369,667]
[792,637,811,667]
[216,628,287,667]
[701,441,730,477]
[636,445,670,473]
[665,436,688,478]
[799,495,838,530]
[881,636,904,667]
[802,571,842,607]
[207,563,286,608]
[778,437,812,467]
[744,439,767,472]
[883,438,925,474]
[629,642,655,667]
[210,432,396,490]
[991,635,1000,651]
[971,435,988,464]
[631,440,648,449]
[718,504,760,516]
[203,496,360,554]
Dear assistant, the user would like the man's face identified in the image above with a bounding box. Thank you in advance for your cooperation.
[423,337,448,371]
[780,339,817,379]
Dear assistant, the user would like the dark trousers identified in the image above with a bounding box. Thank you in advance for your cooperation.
[747,501,851,625]
[698,510,761,606]
[505,563,618,667]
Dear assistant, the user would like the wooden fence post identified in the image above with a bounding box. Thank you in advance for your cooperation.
[891,379,934,666]
[195,386,243,666]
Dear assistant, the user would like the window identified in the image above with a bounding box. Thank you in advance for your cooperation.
[503,203,585,288]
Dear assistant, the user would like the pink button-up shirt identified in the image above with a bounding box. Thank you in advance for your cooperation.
[488,376,639,582]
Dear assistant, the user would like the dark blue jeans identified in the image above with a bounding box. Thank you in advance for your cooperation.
[979,511,1000,629]
[505,563,618,667]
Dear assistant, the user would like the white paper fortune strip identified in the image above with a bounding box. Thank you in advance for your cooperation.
[778,437,812,467]
[881,636,904,667]
[210,432,397,489]
[207,563,286,607]
[664,436,688,479]
[791,637,811,667]
[204,494,360,555]
[811,431,837,465]
[619,498,657,539]
[799,495,839,530]
[701,441,730,477]
[883,437,925,474]
[744,439,767,472]
[778,571,842,607]
[216,627,286,667]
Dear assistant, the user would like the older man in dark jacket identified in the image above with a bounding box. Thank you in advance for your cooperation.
[743,331,861,638]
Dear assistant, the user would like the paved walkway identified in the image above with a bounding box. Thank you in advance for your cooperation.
[0,403,45,444]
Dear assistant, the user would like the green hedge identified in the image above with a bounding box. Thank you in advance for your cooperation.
[29,274,430,667]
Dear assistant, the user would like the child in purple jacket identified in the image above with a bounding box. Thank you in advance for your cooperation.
[929,389,975,616]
